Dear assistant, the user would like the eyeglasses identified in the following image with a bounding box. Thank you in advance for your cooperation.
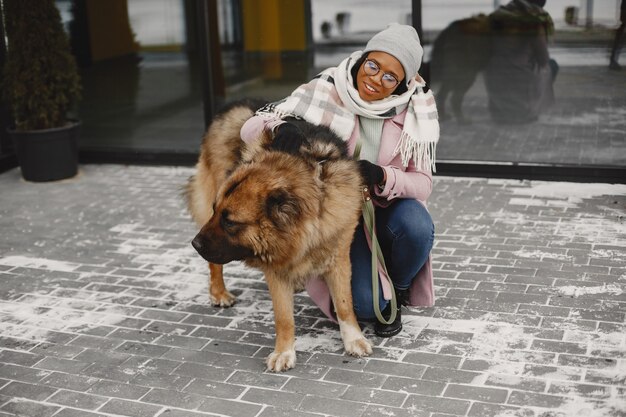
[362,59,400,89]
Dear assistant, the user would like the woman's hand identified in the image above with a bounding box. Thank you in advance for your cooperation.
[270,123,308,155]
[358,160,385,188]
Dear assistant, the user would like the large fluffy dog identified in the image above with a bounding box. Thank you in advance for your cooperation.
[186,100,372,372]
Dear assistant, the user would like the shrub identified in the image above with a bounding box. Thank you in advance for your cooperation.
[2,0,81,131]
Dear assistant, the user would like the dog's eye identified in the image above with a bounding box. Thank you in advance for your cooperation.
[220,211,240,231]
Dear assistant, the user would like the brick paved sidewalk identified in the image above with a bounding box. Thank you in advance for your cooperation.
[0,165,624,417]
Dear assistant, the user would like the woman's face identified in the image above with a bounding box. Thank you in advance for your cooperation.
[356,51,405,102]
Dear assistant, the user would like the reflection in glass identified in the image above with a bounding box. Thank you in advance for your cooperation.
[66,0,204,153]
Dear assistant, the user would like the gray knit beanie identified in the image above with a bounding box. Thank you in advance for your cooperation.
[363,23,423,84]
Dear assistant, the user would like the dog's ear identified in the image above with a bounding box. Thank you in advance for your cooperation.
[265,189,301,228]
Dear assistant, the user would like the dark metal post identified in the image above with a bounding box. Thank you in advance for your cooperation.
[412,0,423,41]
[0,0,13,156]
[585,0,594,29]
[196,0,216,129]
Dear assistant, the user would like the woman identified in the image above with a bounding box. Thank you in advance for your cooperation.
[240,23,439,337]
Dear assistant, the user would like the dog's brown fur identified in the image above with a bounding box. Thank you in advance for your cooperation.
[186,100,372,372]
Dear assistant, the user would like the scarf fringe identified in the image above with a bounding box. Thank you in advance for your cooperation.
[256,102,299,121]
[394,132,438,173]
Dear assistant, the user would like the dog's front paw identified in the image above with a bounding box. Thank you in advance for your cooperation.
[266,349,296,372]
[344,336,373,358]
[210,290,236,307]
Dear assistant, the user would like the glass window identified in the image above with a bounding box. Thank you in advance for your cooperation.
[47,0,624,173]
[67,0,204,154]
[422,0,625,168]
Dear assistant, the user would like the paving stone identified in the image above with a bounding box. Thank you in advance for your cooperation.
[197,397,262,417]
[323,368,386,388]
[87,380,150,400]
[257,407,320,417]
[531,339,587,355]
[0,350,43,367]
[363,359,426,379]
[81,363,136,383]
[68,335,123,350]
[30,342,85,359]
[74,348,133,365]
[340,386,407,407]
[443,383,508,403]
[558,354,618,369]
[202,340,261,357]
[0,399,60,417]
[283,377,348,398]
[485,374,547,392]
[363,405,429,417]
[183,378,246,399]
[172,362,234,382]
[131,372,192,391]
[122,357,182,375]
[147,323,199,338]
[507,390,568,408]
[116,341,171,357]
[0,380,57,401]
[109,328,162,343]
[155,410,216,417]
[422,366,480,383]
[52,409,109,417]
[306,352,369,371]
[47,389,108,410]
[404,393,470,414]
[226,370,289,390]
[141,388,206,410]
[382,375,446,396]
[100,398,164,417]
[468,402,534,417]
[403,352,463,369]
[0,364,51,384]
[241,387,305,409]
[40,372,99,391]
[298,395,368,417]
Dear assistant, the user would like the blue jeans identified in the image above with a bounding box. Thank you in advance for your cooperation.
[350,199,434,320]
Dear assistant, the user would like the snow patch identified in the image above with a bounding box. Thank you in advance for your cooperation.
[295,332,344,353]
[532,396,626,417]
[513,250,571,261]
[0,255,78,272]
[557,284,624,298]
[510,183,626,201]
[109,223,142,233]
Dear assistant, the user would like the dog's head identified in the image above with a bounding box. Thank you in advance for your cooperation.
[191,152,320,266]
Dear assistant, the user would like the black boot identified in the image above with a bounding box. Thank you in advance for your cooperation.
[374,303,402,337]
[374,288,410,338]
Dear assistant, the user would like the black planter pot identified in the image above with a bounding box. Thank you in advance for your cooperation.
[9,121,80,182]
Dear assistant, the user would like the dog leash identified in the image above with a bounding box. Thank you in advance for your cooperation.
[353,142,398,325]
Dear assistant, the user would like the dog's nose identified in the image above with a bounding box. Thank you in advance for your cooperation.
[191,235,204,254]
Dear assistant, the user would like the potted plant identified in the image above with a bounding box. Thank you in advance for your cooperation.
[1,0,82,182]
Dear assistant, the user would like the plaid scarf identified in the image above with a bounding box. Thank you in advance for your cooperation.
[257,51,439,172]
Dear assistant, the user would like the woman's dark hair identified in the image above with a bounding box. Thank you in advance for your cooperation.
[351,52,408,96]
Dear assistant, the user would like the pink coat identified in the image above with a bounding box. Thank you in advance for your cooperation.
[240,112,435,321]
